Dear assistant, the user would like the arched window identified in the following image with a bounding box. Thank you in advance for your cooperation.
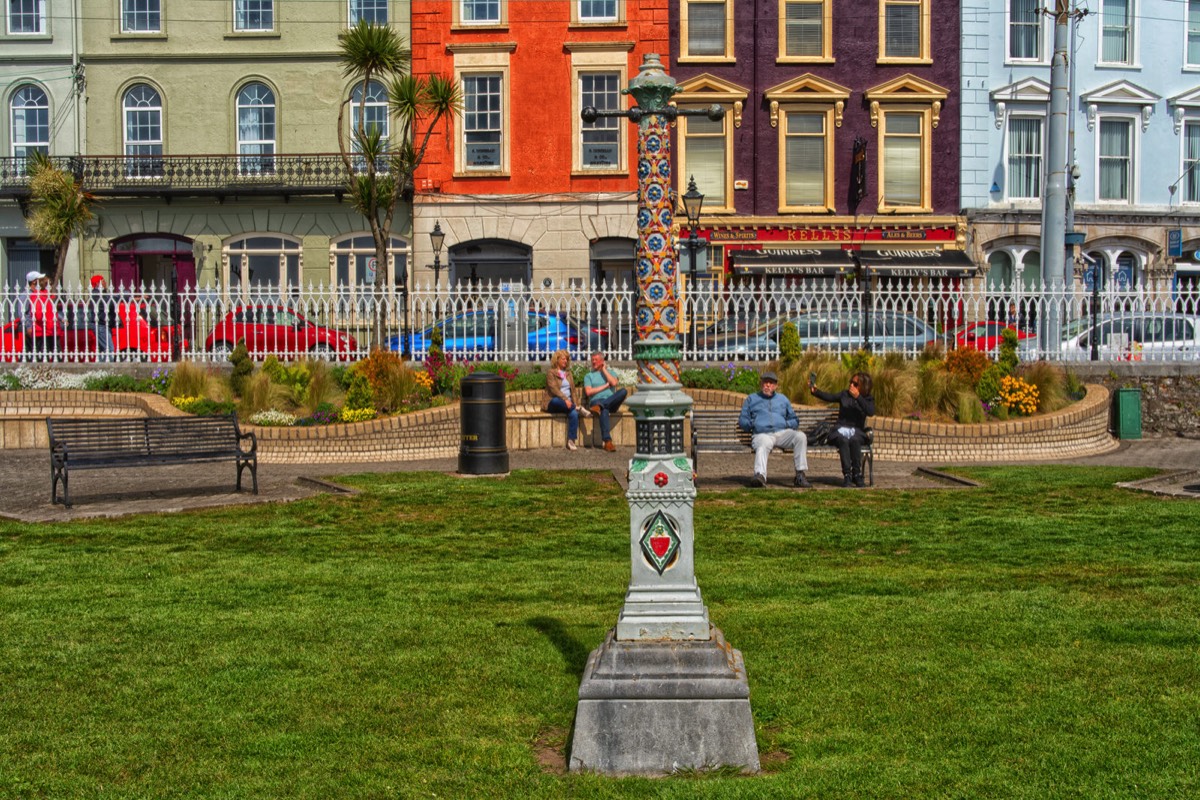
[123,84,163,178]
[236,82,276,174]
[224,235,302,288]
[330,234,408,288]
[350,80,389,171]
[10,85,49,163]
[986,251,1013,291]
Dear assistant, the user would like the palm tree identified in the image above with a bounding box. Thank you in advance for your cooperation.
[337,20,460,349]
[26,153,96,286]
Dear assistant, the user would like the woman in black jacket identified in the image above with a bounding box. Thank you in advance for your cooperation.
[809,371,875,487]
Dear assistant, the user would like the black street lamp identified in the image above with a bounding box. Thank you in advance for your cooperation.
[428,221,445,287]
[681,176,704,351]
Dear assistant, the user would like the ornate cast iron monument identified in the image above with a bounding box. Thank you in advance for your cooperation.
[568,53,759,776]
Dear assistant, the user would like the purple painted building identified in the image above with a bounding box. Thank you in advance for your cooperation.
[668,0,969,293]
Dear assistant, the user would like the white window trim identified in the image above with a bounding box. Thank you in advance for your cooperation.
[1098,0,1138,68]
[572,0,624,26]
[348,0,389,26]
[679,0,735,63]
[9,84,50,158]
[329,233,408,289]
[453,47,512,176]
[1005,0,1050,65]
[233,0,275,33]
[1186,0,1200,69]
[1179,118,1200,204]
[1002,111,1046,203]
[569,47,629,175]
[777,0,833,64]
[877,0,931,65]
[1094,113,1139,204]
[6,0,47,35]
[120,0,163,35]
[453,0,507,30]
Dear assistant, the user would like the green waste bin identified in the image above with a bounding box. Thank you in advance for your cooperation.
[1114,387,1142,440]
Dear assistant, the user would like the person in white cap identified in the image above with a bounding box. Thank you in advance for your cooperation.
[23,270,60,361]
[17,270,44,338]
[737,370,810,488]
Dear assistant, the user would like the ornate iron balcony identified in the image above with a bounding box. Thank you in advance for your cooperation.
[0,153,357,199]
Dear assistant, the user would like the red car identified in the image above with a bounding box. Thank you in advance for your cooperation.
[954,321,1036,353]
[0,320,98,362]
[205,305,357,360]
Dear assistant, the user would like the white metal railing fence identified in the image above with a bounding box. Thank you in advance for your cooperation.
[2,279,1199,365]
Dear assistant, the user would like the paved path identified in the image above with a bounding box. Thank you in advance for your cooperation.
[2,436,1196,524]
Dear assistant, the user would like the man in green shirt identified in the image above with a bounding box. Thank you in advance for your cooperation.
[582,351,627,452]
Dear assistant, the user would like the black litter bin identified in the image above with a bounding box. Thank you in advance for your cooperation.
[459,371,509,474]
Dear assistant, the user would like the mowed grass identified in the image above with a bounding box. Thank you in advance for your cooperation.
[1,466,1198,799]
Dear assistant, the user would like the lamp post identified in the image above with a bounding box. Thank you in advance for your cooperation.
[681,176,704,353]
[1088,257,1101,361]
[569,53,757,777]
[428,221,445,287]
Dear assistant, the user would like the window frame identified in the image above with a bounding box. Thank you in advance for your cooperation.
[776,106,835,213]
[1005,113,1045,202]
[572,66,627,175]
[456,69,509,175]
[121,0,162,34]
[235,81,277,175]
[777,0,832,63]
[1007,0,1048,64]
[6,0,46,35]
[454,0,506,29]
[677,110,735,214]
[1099,0,1136,67]
[1182,118,1200,204]
[573,0,622,26]
[1187,0,1200,68]
[1095,114,1137,203]
[349,79,390,173]
[9,84,50,160]
[680,0,734,63]
[122,83,165,179]
[233,0,274,33]
[878,0,930,65]
[349,0,388,25]
[876,104,932,213]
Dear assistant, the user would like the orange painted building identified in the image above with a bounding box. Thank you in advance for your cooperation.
[410,0,668,289]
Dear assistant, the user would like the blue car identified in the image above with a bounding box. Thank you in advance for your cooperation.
[388,310,608,359]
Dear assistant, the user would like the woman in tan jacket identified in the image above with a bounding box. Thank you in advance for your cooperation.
[542,349,590,450]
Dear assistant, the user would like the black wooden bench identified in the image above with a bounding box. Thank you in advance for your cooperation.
[690,406,873,486]
[47,415,258,507]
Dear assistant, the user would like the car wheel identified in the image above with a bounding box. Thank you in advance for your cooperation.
[210,342,234,361]
[309,343,336,359]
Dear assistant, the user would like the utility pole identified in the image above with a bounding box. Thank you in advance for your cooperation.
[1041,0,1071,350]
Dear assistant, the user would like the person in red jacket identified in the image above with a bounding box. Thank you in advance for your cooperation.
[24,271,61,361]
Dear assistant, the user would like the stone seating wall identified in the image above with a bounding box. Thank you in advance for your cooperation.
[1,384,1117,464]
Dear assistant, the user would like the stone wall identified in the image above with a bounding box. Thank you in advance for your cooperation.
[1069,364,1200,439]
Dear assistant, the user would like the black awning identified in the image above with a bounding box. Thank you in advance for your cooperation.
[729,248,854,276]
[854,249,978,278]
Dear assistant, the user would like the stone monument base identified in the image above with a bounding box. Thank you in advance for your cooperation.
[569,626,759,775]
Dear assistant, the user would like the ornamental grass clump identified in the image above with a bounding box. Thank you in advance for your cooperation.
[999,374,1039,416]
[1020,360,1071,413]
[166,360,216,402]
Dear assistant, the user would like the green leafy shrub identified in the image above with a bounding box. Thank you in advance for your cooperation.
[680,367,735,390]
[507,370,548,392]
[173,397,236,417]
[83,374,141,393]
[998,328,1020,375]
[295,403,340,427]
[840,349,874,374]
[331,364,352,391]
[1064,369,1086,400]
[339,406,377,423]
[230,339,253,396]
[778,322,800,369]
[976,363,1004,405]
[345,372,374,411]
[261,355,284,383]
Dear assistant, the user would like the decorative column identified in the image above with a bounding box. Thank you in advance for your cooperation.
[568,53,759,776]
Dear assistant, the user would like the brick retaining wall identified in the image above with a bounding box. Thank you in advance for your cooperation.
[1,384,1118,463]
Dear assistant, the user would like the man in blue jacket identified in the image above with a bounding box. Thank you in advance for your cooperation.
[737,371,810,488]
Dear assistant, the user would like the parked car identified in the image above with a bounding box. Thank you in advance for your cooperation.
[0,320,98,362]
[388,310,608,359]
[772,311,938,353]
[109,302,188,362]
[1060,313,1200,361]
[205,305,358,359]
[953,321,1038,355]
[691,313,781,357]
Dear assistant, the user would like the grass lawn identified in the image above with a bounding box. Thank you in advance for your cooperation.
[1,466,1198,799]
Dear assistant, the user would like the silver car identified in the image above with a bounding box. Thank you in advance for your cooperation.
[1060,313,1200,361]
[782,311,938,354]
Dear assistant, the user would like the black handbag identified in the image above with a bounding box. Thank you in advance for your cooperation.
[808,419,836,446]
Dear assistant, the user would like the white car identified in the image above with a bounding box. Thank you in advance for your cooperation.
[1060,314,1200,361]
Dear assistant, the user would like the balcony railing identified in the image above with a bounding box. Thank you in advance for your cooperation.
[0,154,354,198]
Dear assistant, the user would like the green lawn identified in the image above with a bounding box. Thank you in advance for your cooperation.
[1,466,1198,799]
